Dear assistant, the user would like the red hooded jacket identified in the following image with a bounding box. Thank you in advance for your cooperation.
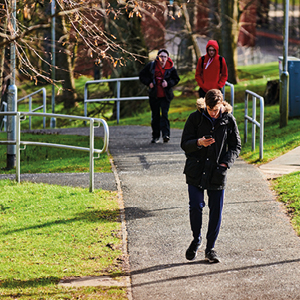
[195,40,228,93]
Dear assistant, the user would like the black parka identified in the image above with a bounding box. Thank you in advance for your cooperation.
[139,59,180,102]
[181,98,241,190]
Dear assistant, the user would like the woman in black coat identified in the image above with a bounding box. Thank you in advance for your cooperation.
[139,49,180,143]
[181,89,241,263]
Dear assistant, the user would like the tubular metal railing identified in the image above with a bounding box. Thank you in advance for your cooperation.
[222,81,235,114]
[84,78,235,123]
[0,112,109,192]
[244,90,264,160]
[84,77,149,124]
[18,88,47,129]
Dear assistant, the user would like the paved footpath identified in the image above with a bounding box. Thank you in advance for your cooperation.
[107,126,300,300]
[4,125,300,300]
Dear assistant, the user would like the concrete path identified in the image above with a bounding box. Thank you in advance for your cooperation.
[259,146,300,179]
[4,126,300,299]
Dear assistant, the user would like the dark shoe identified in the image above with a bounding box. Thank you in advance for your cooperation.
[151,138,159,143]
[185,239,202,261]
[163,136,170,143]
[205,249,220,263]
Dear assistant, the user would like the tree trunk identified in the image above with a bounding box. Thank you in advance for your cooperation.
[220,0,239,84]
[56,12,77,109]
[106,0,149,118]
[182,2,201,62]
[0,0,8,126]
[209,0,221,40]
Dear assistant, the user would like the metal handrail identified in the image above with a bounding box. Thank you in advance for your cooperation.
[223,81,235,114]
[244,90,264,160]
[0,111,109,192]
[18,88,47,129]
[84,77,149,124]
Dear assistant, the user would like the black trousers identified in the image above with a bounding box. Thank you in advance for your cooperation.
[149,97,170,139]
[198,88,206,98]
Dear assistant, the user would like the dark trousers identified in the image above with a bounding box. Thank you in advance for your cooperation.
[198,88,206,98]
[188,184,224,251]
[149,97,170,139]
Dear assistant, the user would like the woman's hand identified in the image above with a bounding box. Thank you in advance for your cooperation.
[149,83,154,88]
[197,136,215,147]
[162,80,167,88]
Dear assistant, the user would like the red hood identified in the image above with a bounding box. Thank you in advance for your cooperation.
[206,40,219,56]
[156,57,174,69]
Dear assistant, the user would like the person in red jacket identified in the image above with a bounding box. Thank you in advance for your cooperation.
[195,40,228,98]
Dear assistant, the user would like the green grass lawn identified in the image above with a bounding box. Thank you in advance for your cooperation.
[0,132,123,298]
[272,173,300,235]
[0,180,127,299]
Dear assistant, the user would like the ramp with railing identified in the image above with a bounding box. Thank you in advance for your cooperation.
[0,112,109,192]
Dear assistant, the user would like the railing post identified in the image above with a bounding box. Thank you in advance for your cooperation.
[117,80,121,124]
[29,96,32,130]
[244,93,248,144]
[230,83,234,114]
[223,82,235,115]
[252,96,256,151]
[84,83,88,118]
[84,83,88,126]
[89,118,94,192]
[42,88,46,129]
[16,112,21,183]
[260,97,264,160]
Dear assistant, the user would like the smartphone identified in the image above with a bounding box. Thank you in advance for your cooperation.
[204,135,212,139]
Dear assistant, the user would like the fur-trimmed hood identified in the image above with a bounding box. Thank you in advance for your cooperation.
[196,97,232,114]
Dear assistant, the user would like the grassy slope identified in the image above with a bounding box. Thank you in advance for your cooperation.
[0,180,127,299]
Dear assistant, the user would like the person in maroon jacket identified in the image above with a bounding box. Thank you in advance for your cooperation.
[139,49,180,143]
[195,40,228,98]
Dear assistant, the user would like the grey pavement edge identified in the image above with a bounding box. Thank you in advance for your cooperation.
[258,146,300,179]
[0,172,117,191]
[3,126,300,300]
